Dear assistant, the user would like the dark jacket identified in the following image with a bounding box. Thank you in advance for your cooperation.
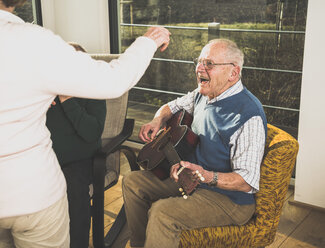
[46,96,106,166]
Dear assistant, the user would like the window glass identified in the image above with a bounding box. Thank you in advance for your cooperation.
[120,0,308,142]
[14,0,35,23]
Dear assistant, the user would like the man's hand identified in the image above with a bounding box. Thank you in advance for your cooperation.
[139,104,173,143]
[143,26,171,52]
[138,117,164,143]
[170,163,181,182]
[172,161,252,192]
[170,161,214,183]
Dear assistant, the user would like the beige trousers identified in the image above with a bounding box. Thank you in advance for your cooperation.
[0,195,69,248]
[122,170,255,248]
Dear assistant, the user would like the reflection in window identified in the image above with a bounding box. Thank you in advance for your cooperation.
[119,0,308,142]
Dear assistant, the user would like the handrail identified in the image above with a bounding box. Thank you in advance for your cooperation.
[120,23,305,34]
[122,22,303,113]
[151,58,302,74]
[130,89,300,112]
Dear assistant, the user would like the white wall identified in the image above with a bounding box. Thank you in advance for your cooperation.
[295,0,325,208]
[41,0,110,53]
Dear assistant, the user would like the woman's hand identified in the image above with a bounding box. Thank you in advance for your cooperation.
[143,26,171,52]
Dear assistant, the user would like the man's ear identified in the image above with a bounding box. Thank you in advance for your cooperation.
[229,65,240,81]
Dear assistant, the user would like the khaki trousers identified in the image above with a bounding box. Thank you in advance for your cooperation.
[0,195,69,248]
[122,170,255,248]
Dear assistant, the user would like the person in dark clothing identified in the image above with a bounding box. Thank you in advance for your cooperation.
[46,43,106,248]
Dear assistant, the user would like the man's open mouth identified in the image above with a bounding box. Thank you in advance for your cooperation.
[198,76,210,85]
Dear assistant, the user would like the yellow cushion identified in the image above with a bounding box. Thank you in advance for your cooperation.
[179,124,299,248]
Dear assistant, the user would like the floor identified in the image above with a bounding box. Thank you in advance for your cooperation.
[89,158,325,248]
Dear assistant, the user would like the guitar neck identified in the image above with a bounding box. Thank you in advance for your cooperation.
[162,141,199,196]
[162,142,181,166]
[136,110,199,196]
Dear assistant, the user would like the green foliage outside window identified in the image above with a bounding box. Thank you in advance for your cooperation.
[121,0,307,139]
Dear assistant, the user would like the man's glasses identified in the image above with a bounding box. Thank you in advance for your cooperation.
[193,58,235,70]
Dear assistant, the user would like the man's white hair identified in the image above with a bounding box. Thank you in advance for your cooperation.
[208,39,244,76]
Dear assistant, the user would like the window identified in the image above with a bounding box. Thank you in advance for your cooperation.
[14,0,35,23]
[118,0,308,143]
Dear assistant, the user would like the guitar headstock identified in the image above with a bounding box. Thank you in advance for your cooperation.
[178,168,201,199]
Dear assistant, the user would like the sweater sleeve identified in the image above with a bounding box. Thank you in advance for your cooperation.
[24,25,157,99]
[60,98,106,143]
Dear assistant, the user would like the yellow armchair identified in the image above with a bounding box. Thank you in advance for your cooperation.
[179,124,299,248]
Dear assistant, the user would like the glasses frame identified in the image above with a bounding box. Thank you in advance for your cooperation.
[193,58,235,70]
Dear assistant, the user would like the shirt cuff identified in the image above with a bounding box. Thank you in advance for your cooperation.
[234,170,259,194]
[136,36,157,52]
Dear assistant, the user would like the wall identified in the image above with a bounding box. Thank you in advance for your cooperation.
[295,0,325,208]
[41,0,110,53]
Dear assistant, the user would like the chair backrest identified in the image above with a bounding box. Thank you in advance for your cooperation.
[252,123,299,243]
[92,54,126,138]
[179,123,299,247]
[90,54,126,188]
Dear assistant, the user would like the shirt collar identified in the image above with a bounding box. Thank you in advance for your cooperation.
[0,9,25,24]
[207,80,243,104]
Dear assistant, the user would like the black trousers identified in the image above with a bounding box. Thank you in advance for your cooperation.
[62,159,92,248]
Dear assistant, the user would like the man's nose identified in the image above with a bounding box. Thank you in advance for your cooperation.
[196,62,206,72]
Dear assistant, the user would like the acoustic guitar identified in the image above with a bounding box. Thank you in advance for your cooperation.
[137,110,200,197]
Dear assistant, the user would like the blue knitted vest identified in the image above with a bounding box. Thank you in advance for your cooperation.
[191,87,267,205]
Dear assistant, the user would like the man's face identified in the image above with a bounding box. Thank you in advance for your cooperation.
[195,43,236,100]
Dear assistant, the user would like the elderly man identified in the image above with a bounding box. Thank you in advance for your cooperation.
[122,39,267,248]
[0,0,170,247]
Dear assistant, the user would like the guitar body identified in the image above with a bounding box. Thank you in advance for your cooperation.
[137,110,199,180]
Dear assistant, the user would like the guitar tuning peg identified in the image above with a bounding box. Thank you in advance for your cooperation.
[179,188,183,192]
[183,194,188,199]
[194,170,205,182]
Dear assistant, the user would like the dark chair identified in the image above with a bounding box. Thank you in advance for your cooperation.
[90,54,139,248]
[179,124,299,248]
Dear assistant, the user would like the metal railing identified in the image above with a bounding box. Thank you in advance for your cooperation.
[132,86,300,112]
[122,22,303,113]
[121,23,306,34]
[152,57,302,74]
